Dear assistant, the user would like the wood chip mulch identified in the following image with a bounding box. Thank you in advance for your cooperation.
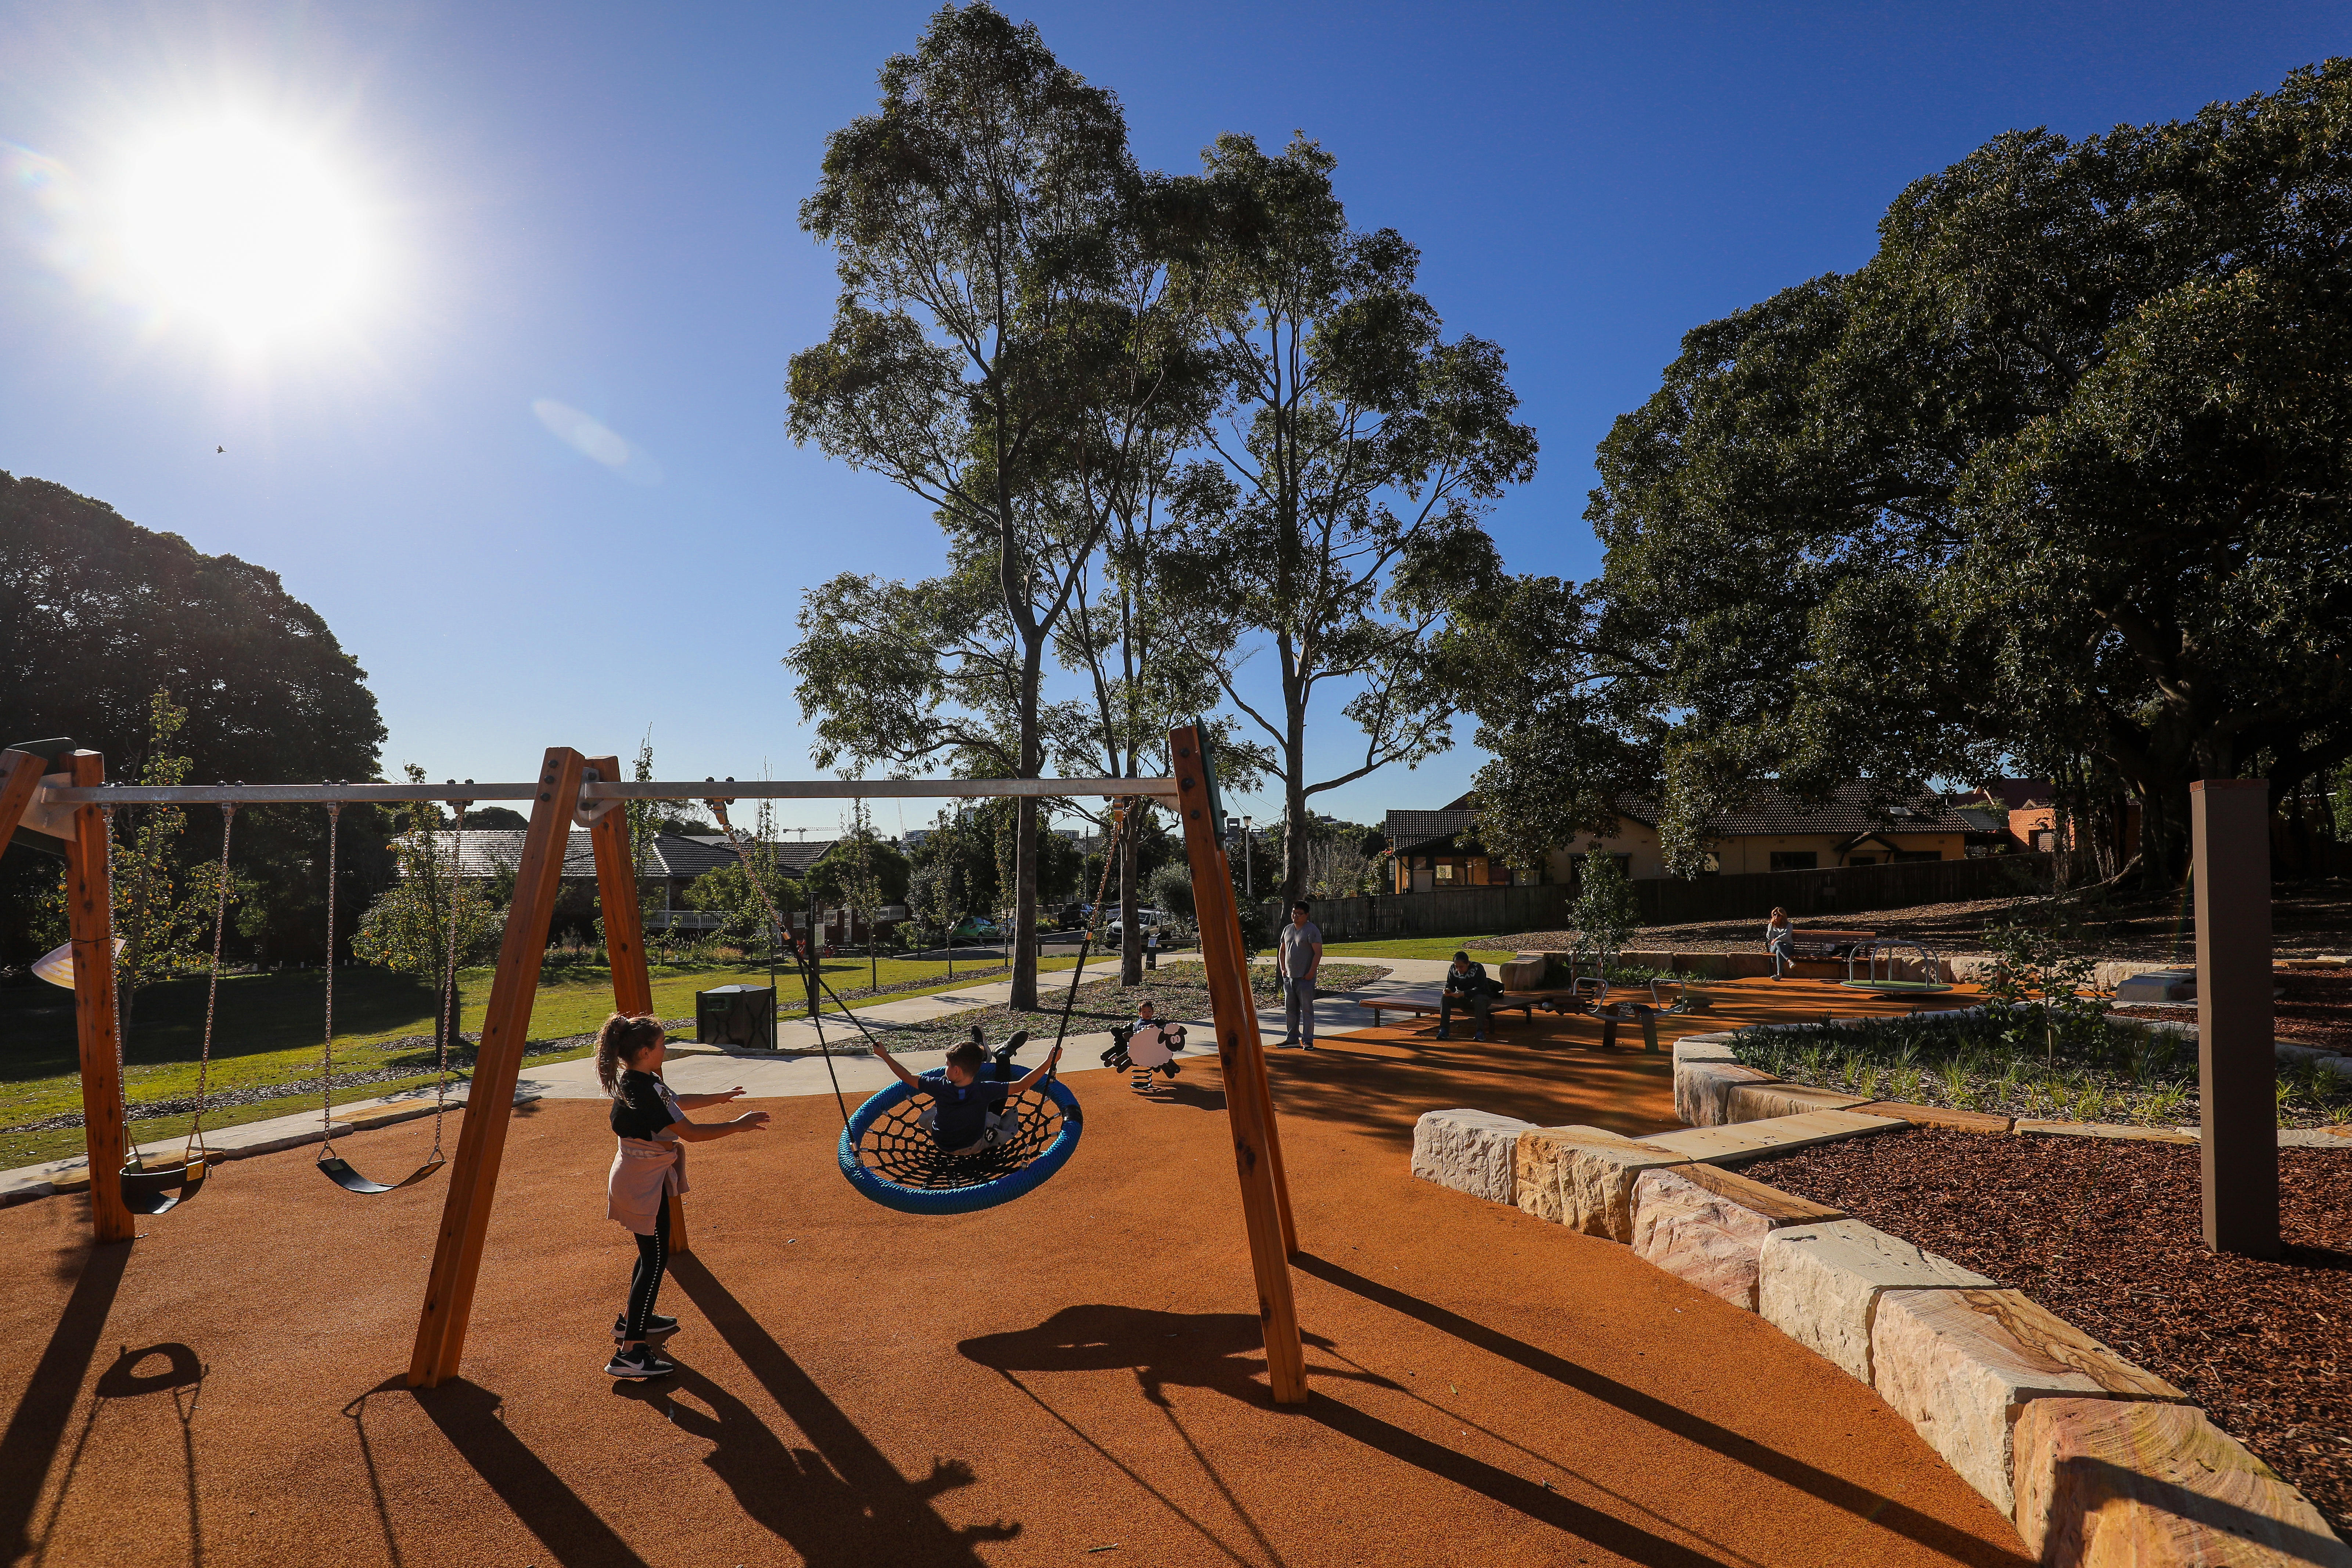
[1746,1129,2352,1535]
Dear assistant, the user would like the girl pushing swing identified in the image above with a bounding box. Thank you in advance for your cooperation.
[597,1013,771,1380]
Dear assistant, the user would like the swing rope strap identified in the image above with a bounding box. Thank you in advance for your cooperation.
[838,795,1133,1199]
[707,798,853,1132]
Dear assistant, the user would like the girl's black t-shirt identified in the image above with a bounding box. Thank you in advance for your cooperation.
[611,1069,677,1140]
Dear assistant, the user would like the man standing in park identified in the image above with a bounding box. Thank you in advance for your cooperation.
[1276,900,1323,1048]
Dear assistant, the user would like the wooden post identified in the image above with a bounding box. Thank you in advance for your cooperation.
[60,752,135,1244]
[584,758,654,1017]
[582,757,687,1255]
[2193,779,2279,1258]
[408,747,588,1387]
[0,747,51,846]
[1170,725,1307,1404]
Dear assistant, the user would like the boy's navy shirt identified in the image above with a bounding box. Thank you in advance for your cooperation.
[917,1064,1013,1146]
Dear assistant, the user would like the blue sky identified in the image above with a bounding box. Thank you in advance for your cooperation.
[1,2,2341,837]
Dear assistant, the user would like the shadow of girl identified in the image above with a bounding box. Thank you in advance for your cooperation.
[611,1365,1016,1564]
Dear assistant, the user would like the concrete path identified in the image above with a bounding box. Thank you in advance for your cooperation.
[0,954,1442,1202]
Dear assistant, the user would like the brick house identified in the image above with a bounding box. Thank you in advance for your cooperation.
[1384,783,1972,889]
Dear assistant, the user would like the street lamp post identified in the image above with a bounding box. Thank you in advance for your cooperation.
[1241,814,1253,900]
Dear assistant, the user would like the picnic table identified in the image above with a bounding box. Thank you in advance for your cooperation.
[1359,989,1663,1051]
[1359,991,1539,1033]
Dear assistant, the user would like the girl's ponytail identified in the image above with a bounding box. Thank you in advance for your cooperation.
[595,1013,663,1095]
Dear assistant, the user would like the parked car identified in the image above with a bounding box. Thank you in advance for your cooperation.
[950,916,1000,941]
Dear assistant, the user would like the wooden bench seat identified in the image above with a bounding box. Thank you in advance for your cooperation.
[1786,928,1876,960]
[1359,991,1538,1032]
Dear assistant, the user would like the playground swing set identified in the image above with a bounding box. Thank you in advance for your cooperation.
[0,724,1311,1401]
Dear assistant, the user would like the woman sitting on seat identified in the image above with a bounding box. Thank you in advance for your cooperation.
[1766,907,1799,979]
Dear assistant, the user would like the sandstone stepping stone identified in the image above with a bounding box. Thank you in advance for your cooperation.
[1854,1101,2013,1134]
[1631,1165,1844,1310]
[1758,1219,1995,1383]
[1725,1082,1869,1123]
[2013,1397,2352,1566]
[1411,1109,1535,1205]
[1515,1125,1648,1224]
[1871,1288,2184,1517]
[1640,1107,1905,1167]
[2015,1120,2199,1146]
[1564,1143,1691,1242]
[2113,967,2195,1003]
[1677,1061,1780,1127]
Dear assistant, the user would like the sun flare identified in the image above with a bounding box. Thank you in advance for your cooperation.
[116,115,370,346]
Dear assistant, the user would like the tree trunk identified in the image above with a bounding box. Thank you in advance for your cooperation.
[1118,810,1141,985]
[1012,795,1038,1010]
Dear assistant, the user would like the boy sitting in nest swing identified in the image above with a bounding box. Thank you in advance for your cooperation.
[874,1032,1062,1157]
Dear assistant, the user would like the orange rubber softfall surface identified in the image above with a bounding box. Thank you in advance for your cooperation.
[0,982,2028,1567]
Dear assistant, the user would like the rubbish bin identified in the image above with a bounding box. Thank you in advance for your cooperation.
[695,984,776,1050]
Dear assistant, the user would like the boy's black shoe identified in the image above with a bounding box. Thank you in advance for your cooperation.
[604,1342,676,1379]
[613,1313,679,1342]
[1434,1028,1451,1040]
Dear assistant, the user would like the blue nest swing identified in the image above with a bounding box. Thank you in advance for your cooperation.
[837,1074,1085,1216]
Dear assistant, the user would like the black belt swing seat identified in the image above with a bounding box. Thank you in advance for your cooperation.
[100,798,232,1216]
[313,798,456,1195]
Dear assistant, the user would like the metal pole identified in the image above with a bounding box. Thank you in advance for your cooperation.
[2193,779,2279,1258]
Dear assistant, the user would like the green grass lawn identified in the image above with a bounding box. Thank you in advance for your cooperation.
[1318,935,1521,964]
[0,950,1096,1171]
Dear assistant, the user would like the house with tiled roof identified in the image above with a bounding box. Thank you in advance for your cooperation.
[1383,783,1973,890]
[419,829,837,916]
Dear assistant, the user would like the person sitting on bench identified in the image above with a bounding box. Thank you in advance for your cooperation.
[1436,951,1503,1042]
[1766,907,1798,980]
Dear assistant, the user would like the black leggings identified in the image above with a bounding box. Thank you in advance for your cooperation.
[623,1197,670,1339]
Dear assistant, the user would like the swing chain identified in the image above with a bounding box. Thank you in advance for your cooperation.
[320,805,341,1155]
[96,807,129,1118]
[430,803,470,1162]
[184,803,235,1167]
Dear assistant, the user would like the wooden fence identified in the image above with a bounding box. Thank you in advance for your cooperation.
[1631,852,2052,925]
[1261,852,2051,943]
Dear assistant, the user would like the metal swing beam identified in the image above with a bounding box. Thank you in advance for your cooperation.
[32,776,1179,808]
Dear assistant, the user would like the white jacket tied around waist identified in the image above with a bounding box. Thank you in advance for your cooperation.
[607,1133,688,1236]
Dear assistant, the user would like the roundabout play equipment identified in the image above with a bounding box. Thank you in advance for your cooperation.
[1839,936,1955,995]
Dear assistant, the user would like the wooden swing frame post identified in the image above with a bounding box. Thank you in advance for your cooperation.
[0,745,53,852]
[581,755,687,1255]
[1171,724,1307,1404]
[408,747,589,1388]
[60,751,136,1244]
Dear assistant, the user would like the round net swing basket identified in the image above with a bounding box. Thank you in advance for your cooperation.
[836,1078,1085,1216]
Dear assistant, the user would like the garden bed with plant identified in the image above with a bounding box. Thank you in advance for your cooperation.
[1747,1129,2352,1535]
[1729,1008,2352,1129]
[795,961,1393,1057]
